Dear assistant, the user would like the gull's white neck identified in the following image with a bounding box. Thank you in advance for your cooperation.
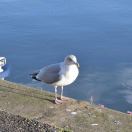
[62,63,76,73]
[59,63,79,86]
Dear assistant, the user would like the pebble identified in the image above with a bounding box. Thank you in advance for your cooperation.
[66,108,72,112]
[71,112,77,115]
[49,106,54,109]
[113,120,122,125]
[91,123,99,126]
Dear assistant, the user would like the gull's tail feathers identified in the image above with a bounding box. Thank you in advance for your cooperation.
[30,71,41,82]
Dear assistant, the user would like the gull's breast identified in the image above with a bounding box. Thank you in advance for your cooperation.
[54,65,79,86]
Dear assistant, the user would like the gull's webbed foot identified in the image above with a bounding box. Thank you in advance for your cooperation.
[55,98,63,104]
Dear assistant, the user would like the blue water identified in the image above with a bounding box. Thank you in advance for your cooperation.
[0,0,132,112]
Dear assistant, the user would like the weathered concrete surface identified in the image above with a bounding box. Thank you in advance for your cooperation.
[0,80,132,132]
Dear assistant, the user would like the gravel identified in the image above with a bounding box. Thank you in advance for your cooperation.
[0,111,57,132]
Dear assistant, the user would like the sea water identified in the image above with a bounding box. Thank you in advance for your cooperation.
[0,0,132,112]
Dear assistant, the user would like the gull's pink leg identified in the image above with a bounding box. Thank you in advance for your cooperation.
[60,86,69,101]
[54,86,63,104]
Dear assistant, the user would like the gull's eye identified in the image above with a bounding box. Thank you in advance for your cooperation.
[68,58,73,62]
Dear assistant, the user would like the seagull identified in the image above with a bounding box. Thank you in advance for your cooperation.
[30,54,80,104]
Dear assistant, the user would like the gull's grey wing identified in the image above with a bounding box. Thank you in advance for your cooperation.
[36,63,61,84]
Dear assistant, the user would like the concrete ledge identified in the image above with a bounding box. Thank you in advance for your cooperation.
[0,80,132,132]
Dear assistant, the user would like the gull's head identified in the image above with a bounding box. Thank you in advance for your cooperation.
[64,54,80,68]
[0,57,6,67]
